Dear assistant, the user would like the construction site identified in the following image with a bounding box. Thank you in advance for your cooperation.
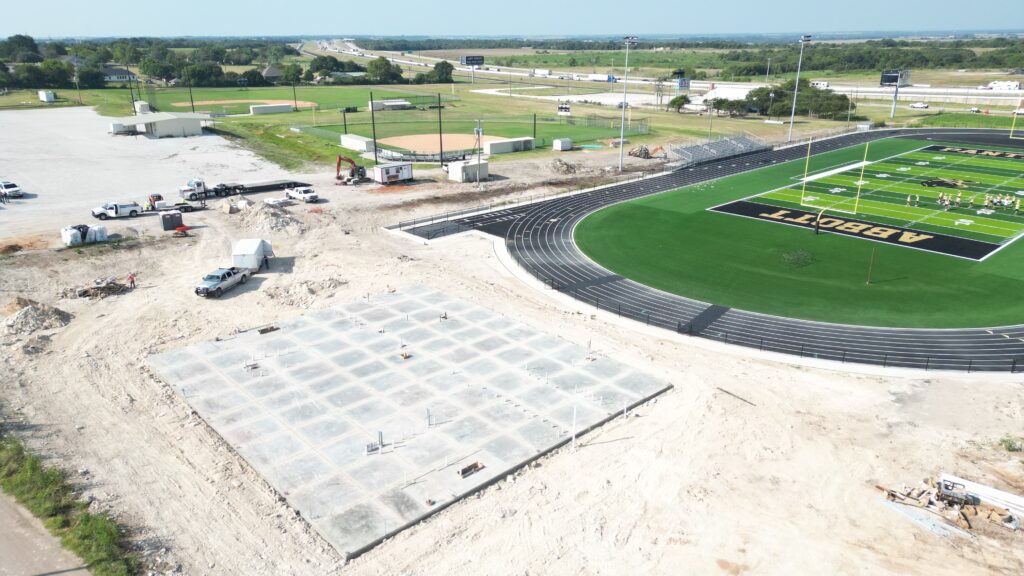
[2,32,1024,576]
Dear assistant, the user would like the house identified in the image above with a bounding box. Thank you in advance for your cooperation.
[260,65,283,83]
[102,67,138,82]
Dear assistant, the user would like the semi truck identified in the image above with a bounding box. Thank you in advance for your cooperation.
[533,69,551,77]
[586,74,615,82]
[178,178,309,201]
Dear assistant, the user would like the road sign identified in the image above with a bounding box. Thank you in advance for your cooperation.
[460,55,485,66]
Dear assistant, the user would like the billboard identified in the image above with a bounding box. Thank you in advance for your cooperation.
[460,55,485,66]
[676,78,690,89]
[880,69,912,87]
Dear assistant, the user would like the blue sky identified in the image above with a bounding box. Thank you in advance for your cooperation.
[3,0,1021,37]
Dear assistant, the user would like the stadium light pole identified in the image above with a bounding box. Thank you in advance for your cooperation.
[618,36,637,172]
[786,35,812,143]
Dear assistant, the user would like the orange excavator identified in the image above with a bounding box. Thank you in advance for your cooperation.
[336,155,369,186]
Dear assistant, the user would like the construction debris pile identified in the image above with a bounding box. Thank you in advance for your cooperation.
[60,276,130,300]
[2,298,73,338]
[627,145,665,160]
[237,202,307,235]
[879,473,1022,539]
[264,277,348,308]
[550,158,583,175]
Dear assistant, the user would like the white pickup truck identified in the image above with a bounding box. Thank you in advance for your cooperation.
[285,186,319,203]
[91,202,142,220]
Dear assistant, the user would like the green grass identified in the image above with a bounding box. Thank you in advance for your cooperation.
[0,431,139,575]
[0,88,133,116]
[916,111,1022,129]
[758,145,1024,245]
[141,85,445,115]
[575,137,1024,328]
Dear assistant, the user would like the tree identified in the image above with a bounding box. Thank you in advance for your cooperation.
[366,56,403,83]
[567,56,578,67]
[13,64,45,87]
[431,60,454,83]
[111,42,140,66]
[281,63,302,84]
[40,42,67,59]
[667,94,690,113]
[309,55,341,75]
[39,60,73,87]
[77,67,106,89]
[671,68,687,78]
[0,35,40,61]
[241,69,268,87]
[140,59,177,81]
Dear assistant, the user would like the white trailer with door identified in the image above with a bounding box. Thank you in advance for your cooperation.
[372,163,413,185]
[232,239,275,272]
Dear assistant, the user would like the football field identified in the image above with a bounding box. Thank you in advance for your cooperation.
[714,143,1024,260]
[574,137,1024,328]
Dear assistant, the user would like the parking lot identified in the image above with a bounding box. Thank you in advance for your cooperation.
[0,107,290,240]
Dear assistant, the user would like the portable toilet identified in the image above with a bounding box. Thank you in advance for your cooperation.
[60,226,83,247]
[160,211,184,231]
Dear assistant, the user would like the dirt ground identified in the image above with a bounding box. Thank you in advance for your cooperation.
[378,133,503,154]
[0,493,89,575]
[1,107,1022,575]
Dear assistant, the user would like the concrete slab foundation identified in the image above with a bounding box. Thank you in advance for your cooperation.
[150,286,670,558]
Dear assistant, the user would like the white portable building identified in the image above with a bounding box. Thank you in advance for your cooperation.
[134,100,151,113]
[447,160,489,182]
[552,138,573,151]
[250,104,294,115]
[232,239,275,272]
[373,163,413,184]
[108,112,210,138]
[484,137,535,155]
[38,90,55,102]
[340,134,375,153]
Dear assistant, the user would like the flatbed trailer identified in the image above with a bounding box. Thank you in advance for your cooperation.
[217,179,309,194]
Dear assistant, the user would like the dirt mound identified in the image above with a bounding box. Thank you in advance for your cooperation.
[237,202,307,235]
[551,158,583,175]
[2,299,73,338]
[264,278,347,308]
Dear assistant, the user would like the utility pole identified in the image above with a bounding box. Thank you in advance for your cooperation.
[765,57,771,84]
[618,36,637,172]
[787,34,812,143]
[437,93,444,166]
[370,91,379,166]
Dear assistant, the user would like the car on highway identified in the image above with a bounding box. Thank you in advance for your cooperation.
[285,186,320,203]
[1015,109,1024,115]
[909,102,929,109]
[968,107,981,113]
[1,181,23,198]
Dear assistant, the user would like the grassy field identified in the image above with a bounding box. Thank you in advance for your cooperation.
[141,85,445,115]
[575,137,1024,328]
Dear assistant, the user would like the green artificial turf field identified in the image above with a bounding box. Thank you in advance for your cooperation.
[575,137,1024,328]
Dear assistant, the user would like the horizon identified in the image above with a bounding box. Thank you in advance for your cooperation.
[4,0,1022,38]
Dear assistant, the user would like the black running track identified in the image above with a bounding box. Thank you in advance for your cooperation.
[395,129,1024,372]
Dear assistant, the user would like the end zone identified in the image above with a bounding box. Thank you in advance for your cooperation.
[709,200,1002,261]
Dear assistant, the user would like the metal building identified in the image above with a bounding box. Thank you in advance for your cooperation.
[108,112,211,138]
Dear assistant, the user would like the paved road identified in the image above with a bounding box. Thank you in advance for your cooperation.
[0,492,88,576]
[397,128,1024,372]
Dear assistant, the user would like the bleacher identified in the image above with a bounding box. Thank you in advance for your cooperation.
[669,134,771,169]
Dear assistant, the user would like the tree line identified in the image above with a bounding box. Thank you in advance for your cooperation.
[667,79,856,121]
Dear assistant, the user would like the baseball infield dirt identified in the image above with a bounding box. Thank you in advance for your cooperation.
[378,133,502,154]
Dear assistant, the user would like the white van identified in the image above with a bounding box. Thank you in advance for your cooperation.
[810,81,830,89]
